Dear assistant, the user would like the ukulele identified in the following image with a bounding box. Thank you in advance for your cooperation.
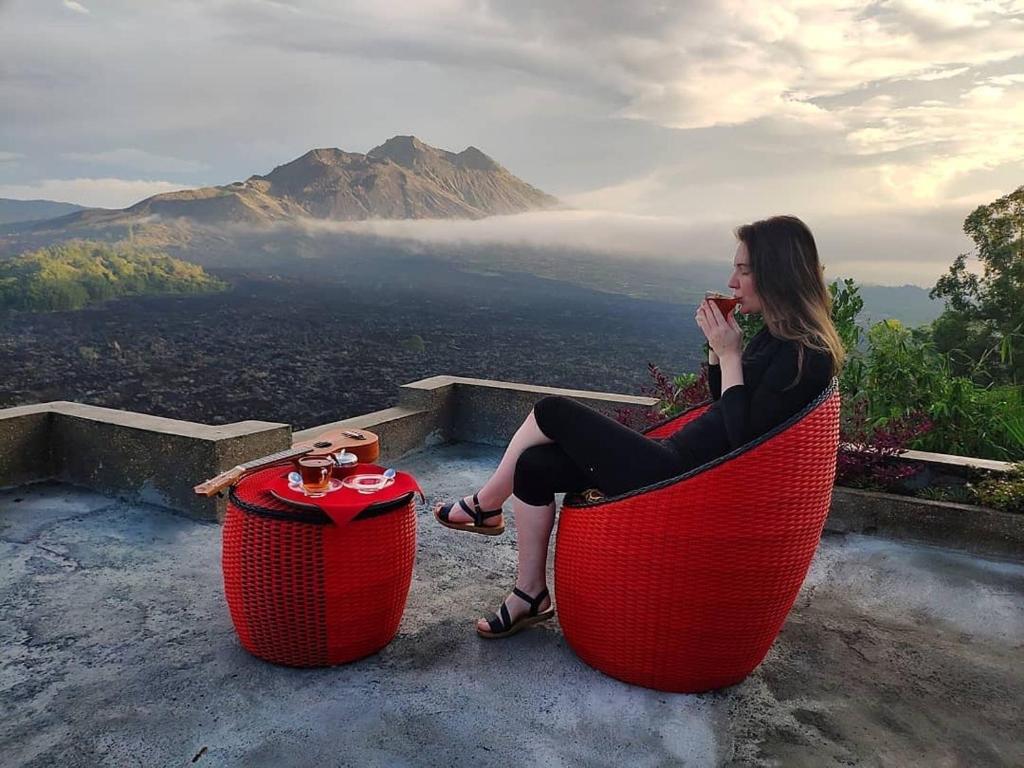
[193,427,379,497]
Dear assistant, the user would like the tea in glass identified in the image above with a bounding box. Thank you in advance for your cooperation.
[297,456,333,495]
[333,450,360,480]
[704,290,739,316]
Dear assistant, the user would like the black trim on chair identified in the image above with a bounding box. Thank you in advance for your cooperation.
[564,378,839,510]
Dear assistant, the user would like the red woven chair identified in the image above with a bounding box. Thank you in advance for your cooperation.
[555,380,840,693]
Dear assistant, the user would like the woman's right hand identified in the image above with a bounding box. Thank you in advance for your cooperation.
[696,300,718,364]
[696,299,742,361]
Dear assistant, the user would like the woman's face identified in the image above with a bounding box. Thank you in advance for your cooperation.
[728,241,762,314]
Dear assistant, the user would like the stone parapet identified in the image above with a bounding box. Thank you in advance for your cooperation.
[827,486,1022,561]
[3,376,1020,559]
[0,401,290,519]
[397,375,657,445]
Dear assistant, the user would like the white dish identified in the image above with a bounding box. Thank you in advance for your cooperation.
[340,474,396,494]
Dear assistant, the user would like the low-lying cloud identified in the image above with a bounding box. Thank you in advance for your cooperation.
[290,207,974,287]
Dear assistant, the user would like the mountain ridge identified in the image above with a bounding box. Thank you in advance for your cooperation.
[10,136,558,241]
[0,198,88,226]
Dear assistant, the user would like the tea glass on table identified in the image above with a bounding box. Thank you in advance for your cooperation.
[704,290,739,316]
[333,450,360,480]
[297,456,334,496]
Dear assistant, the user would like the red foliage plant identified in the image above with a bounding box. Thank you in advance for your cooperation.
[615,363,711,431]
[837,398,933,490]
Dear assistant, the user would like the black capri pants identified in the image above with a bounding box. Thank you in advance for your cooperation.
[512,395,685,506]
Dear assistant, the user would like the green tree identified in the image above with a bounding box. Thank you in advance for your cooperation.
[931,185,1024,384]
[0,239,227,312]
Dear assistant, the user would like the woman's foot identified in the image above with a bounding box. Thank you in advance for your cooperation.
[436,492,502,525]
[433,493,506,535]
[476,585,554,638]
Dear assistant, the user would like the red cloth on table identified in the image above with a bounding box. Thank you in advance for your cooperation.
[259,463,424,528]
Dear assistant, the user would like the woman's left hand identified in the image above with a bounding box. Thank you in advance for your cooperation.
[695,299,743,360]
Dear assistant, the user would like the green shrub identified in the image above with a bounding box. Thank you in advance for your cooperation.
[77,345,100,362]
[401,334,426,352]
[855,319,1023,461]
[917,485,978,505]
[972,463,1024,514]
[0,240,228,312]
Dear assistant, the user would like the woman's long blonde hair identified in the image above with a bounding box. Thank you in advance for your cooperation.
[735,215,844,384]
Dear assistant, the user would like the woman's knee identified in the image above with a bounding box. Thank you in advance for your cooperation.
[513,445,558,505]
[532,395,569,438]
[515,444,554,476]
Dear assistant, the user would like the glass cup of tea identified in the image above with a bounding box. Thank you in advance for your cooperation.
[297,456,334,496]
[704,290,739,316]
[333,450,360,480]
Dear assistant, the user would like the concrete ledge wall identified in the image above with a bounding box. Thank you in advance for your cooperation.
[0,404,53,488]
[3,376,1020,554]
[50,403,291,520]
[827,486,1023,561]
[396,375,657,446]
[842,442,1015,475]
[0,402,291,519]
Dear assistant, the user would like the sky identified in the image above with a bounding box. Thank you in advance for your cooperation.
[1,0,1023,285]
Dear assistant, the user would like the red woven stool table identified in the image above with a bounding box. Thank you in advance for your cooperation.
[223,463,422,667]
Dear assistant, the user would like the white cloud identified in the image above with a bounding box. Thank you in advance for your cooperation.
[985,72,1024,86]
[205,0,1024,204]
[288,207,973,287]
[214,1,1024,130]
[0,151,22,163]
[62,1,90,14]
[297,209,719,261]
[1,0,1021,271]
[839,83,1024,201]
[0,178,185,208]
[913,66,972,81]
[64,147,210,174]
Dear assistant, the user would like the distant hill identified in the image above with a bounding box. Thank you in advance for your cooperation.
[2,137,559,248]
[0,198,86,225]
[856,283,944,327]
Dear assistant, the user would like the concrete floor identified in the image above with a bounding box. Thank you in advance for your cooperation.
[1,442,1022,767]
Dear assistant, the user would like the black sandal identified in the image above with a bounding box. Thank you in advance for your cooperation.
[434,494,505,536]
[477,587,555,639]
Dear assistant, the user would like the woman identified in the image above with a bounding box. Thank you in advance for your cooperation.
[434,215,844,639]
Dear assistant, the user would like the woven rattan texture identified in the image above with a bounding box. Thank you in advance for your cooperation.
[556,389,840,692]
[223,466,417,667]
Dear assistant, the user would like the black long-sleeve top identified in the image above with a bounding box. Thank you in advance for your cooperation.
[663,328,833,472]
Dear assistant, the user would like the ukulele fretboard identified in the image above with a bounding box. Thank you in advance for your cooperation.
[241,446,305,470]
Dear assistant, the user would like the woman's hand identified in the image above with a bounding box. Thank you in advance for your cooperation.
[695,299,743,361]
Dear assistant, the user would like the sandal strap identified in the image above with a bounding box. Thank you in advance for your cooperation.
[473,494,503,521]
[457,497,479,525]
[457,495,501,525]
[512,586,550,617]
[486,603,513,634]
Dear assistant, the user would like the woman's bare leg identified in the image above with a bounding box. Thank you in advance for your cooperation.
[434,409,553,524]
[476,496,555,630]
